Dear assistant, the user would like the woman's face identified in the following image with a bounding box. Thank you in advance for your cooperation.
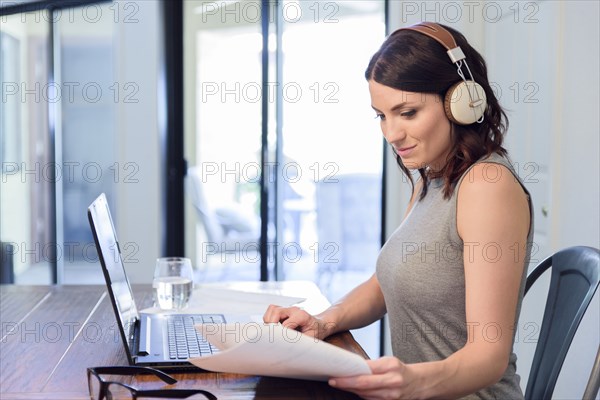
[369,80,452,172]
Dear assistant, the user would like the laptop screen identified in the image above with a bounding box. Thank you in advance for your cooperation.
[88,193,139,357]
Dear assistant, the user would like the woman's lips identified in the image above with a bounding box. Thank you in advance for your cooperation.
[395,145,416,157]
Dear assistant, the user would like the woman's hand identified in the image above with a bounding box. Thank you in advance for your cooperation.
[330,357,422,400]
[262,305,333,340]
[263,274,386,342]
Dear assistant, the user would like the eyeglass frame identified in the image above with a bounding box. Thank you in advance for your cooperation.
[87,366,217,400]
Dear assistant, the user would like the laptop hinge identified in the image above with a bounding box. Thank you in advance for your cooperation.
[137,316,150,356]
[130,318,148,359]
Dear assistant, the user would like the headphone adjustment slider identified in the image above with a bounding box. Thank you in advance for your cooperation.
[470,99,485,108]
[447,47,466,63]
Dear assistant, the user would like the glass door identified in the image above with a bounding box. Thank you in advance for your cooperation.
[1,11,52,284]
[184,0,264,281]
[1,1,164,285]
[277,1,385,288]
[55,1,163,284]
[56,2,117,284]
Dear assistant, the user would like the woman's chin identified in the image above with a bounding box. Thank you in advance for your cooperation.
[402,160,422,170]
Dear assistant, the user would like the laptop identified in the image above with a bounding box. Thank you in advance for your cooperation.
[87,193,249,369]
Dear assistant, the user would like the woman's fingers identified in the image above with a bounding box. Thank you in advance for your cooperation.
[329,358,408,400]
[263,304,291,323]
[262,305,320,337]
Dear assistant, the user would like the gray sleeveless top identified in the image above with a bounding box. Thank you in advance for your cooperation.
[376,153,533,399]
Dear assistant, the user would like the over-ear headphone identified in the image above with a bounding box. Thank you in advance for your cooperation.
[396,22,487,125]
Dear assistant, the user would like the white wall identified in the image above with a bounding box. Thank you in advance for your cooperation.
[538,2,599,398]
[385,1,599,398]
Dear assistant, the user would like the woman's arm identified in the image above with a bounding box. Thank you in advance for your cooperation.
[315,273,387,337]
[331,163,531,399]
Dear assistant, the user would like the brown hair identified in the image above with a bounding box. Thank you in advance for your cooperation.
[365,24,508,199]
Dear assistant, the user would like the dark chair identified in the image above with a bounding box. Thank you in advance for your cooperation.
[524,246,600,400]
[0,241,15,284]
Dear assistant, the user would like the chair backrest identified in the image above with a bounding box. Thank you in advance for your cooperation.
[186,166,225,243]
[524,246,600,400]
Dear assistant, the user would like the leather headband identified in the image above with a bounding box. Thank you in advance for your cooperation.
[397,22,458,51]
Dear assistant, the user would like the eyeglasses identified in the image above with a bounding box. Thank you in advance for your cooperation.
[87,366,217,400]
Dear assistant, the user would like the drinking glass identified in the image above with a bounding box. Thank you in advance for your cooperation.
[153,257,194,310]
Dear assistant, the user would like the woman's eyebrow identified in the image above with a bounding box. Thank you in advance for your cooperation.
[371,102,411,113]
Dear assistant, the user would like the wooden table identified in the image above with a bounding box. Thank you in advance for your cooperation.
[0,282,366,399]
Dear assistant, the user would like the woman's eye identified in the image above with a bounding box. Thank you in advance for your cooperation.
[375,113,386,121]
[401,110,416,118]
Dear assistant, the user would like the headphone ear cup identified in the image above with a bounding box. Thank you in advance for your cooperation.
[444,81,487,125]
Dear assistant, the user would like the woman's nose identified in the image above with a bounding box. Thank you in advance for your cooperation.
[383,119,406,144]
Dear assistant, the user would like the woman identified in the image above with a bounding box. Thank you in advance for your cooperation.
[264,22,533,400]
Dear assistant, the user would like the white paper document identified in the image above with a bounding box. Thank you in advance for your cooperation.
[189,323,372,381]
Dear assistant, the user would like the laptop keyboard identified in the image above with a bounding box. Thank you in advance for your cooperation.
[167,314,225,360]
